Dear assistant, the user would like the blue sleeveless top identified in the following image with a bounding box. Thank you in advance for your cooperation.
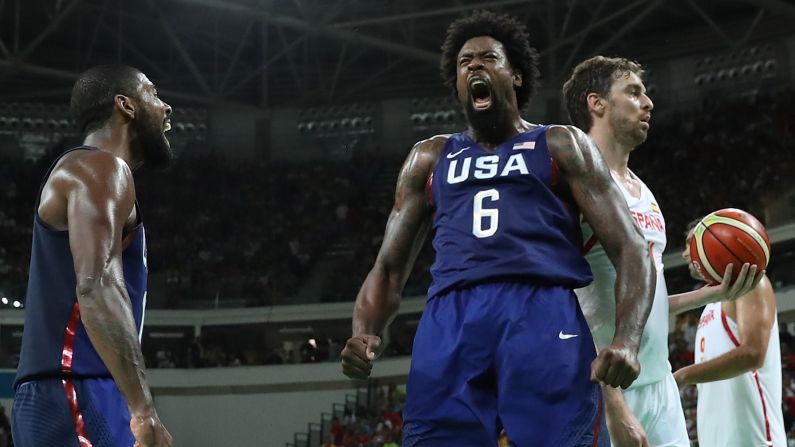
[15,147,147,386]
[427,127,592,299]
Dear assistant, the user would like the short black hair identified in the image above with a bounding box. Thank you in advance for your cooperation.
[685,216,704,236]
[440,10,540,110]
[70,65,143,134]
[562,56,644,132]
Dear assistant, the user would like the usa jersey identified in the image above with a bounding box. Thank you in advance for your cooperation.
[15,147,148,387]
[428,126,592,299]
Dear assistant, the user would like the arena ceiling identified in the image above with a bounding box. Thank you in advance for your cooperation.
[0,0,793,108]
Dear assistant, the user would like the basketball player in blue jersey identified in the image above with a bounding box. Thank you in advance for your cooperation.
[341,11,656,446]
[12,65,173,447]
[564,57,763,447]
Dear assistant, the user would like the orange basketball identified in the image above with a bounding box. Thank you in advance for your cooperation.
[688,208,771,285]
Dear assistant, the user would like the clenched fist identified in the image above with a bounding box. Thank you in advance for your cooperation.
[591,343,640,389]
[341,334,382,379]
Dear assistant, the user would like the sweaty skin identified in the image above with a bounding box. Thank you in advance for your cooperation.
[342,36,655,391]
[37,76,173,447]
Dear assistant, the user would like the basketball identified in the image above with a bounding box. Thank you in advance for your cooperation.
[689,208,771,285]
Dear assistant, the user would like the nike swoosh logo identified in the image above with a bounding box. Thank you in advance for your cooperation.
[558,331,578,340]
[446,147,470,159]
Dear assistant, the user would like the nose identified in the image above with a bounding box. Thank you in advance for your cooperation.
[467,58,484,72]
[164,102,172,116]
[642,93,654,111]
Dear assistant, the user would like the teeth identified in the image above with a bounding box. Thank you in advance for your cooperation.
[164,122,171,132]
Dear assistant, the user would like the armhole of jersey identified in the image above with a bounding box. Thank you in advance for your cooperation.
[720,308,741,347]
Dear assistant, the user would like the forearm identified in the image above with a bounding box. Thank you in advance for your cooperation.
[669,286,713,316]
[352,266,402,337]
[613,244,656,352]
[602,383,627,411]
[77,279,152,414]
[677,348,759,385]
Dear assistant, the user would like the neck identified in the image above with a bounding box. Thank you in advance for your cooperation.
[83,123,141,170]
[467,106,526,150]
[588,122,633,177]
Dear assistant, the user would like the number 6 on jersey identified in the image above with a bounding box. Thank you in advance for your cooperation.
[473,189,499,238]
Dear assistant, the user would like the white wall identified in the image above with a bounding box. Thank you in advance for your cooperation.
[149,357,411,447]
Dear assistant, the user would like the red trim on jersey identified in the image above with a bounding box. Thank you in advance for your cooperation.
[752,371,774,445]
[720,308,741,348]
[63,378,93,447]
[721,309,773,445]
[582,235,599,255]
[61,302,80,372]
[550,157,559,187]
[61,302,93,447]
[426,173,434,208]
[591,395,603,447]
[648,242,657,270]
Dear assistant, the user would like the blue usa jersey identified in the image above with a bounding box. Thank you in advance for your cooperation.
[427,126,592,299]
[15,147,148,387]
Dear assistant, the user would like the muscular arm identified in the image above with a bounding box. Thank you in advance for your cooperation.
[352,140,440,338]
[675,276,775,386]
[548,125,655,354]
[63,152,153,415]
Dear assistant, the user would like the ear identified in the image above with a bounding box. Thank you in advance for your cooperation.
[586,92,605,119]
[512,70,522,88]
[114,94,136,121]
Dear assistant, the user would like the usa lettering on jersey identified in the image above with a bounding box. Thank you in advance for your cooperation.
[447,153,530,184]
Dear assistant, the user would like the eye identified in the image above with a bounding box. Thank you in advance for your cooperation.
[459,57,471,66]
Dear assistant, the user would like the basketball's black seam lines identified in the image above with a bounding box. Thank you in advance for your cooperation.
[703,224,757,268]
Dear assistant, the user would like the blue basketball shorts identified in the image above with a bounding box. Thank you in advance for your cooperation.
[403,282,608,447]
[12,377,135,447]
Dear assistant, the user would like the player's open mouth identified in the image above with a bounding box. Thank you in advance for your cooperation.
[164,119,171,132]
[469,79,492,111]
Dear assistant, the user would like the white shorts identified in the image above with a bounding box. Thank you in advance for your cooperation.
[620,372,690,447]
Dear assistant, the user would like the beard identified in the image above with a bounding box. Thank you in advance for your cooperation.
[133,105,173,169]
[609,112,648,148]
[463,97,512,142]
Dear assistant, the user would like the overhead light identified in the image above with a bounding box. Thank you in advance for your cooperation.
[1,297,7,305]
[12,301,21,308]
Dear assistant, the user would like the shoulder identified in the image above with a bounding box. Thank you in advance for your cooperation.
[413,134,450,158]
[404,134,450,176]
[51,150,135,200]
[544,125,588,151]
[742,275,775,305]
[60,150,132,186]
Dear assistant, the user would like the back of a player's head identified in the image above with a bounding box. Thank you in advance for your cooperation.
[70,65,144,134]
[562,56,644,132]
[685,216,704,237]
[440,10,540,109]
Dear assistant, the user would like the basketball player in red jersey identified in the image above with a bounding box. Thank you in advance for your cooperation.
[672,222,784,446]
[12,65,173,447]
